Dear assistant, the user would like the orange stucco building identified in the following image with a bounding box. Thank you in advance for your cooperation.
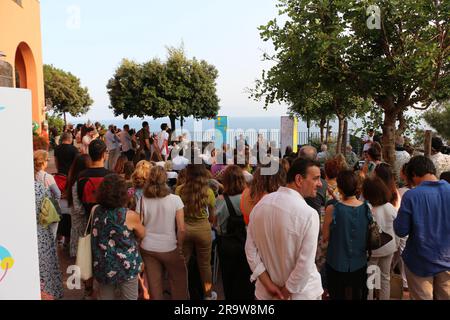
[0,0,45,126]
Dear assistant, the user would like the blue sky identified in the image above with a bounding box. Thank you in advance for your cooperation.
[40,0,289,121]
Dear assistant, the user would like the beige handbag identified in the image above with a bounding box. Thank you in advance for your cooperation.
[390,273,404,300]
[76,205,98,281]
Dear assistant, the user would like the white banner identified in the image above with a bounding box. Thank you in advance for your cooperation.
[281,116,294,157]
[0,88,41,300]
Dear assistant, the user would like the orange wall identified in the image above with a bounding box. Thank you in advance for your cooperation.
[0,0,45,126]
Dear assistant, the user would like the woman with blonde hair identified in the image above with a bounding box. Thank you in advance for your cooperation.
[137,166,188,299]
[176,164,217,300]
[34,150,61,239]
[128,160,152,210]
[34,150,61,202]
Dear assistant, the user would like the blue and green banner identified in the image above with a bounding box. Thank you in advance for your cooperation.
[214,116,228,149]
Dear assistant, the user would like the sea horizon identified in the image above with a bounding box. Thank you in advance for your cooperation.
[67,115,363,134]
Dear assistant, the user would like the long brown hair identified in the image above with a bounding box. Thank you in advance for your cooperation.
[143,166,171,198]
[222,165,246,196]
[375,163,399,207]
[114,155,128,175]
[362,177,391,207]
[34,150,48,176]
[175,169,187,189]
[180,164,210,216]
[249,163,287,205]
[67,154,91,207]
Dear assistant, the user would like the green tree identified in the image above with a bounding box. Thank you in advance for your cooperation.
[251,0,370,154]
[44,64,93,125]
[107,46,220,132]
[343,0,449,165]
[46,113,65,136]
[253,0,449,166]
[424,101,450,140]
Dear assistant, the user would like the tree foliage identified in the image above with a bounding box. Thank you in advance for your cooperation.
[252,0,449,166]
[424,101,450,140]
[46,113,65,136]
[44,64,93,123]
[107,46,220,131]
[250,0,372,153]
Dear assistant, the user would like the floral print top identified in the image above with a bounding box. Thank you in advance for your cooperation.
[91,206,142,284]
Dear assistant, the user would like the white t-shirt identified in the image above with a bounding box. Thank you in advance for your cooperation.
[369,203,398,257]
[119,131,132,152]
[158,131,170,156]
[138,194,184,253]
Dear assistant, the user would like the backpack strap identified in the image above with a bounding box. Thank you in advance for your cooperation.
[364,201,374,223]
[223,194,238,218]
[84,204,99,237]
[138,194,144,223]
[365,201,374,261]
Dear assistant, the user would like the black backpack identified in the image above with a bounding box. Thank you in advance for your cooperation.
[223,194,247,245]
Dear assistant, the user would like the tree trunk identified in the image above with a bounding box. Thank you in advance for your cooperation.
[180,116,184,132]
[424,130,432,158]
[342,119,348,155]
[326,119,331,143]
[335,115,345,155]
[169,115,177,134]
[397,112,407,139]
[382,107,398,167]
[63,112,67,126]
[319,117,326,144]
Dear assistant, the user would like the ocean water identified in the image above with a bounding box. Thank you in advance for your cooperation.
[72,116,359,133]
[70,115,362,146]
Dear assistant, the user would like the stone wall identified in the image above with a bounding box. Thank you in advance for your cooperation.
[0,61,13,87]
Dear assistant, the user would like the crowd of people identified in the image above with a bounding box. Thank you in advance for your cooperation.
[32,122,450,300]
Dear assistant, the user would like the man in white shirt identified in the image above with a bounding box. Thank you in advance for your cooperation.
[104,125,121,170]
[158,123,170,161]
[245,158,324,300]
[119,124,134,161]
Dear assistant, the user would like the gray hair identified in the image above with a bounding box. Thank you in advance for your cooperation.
[298,145,317,160]
[61,132,73,142]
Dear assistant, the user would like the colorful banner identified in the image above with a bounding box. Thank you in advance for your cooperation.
[214,116,228,149]
[0,88,41,299]
[281,116,298,156]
